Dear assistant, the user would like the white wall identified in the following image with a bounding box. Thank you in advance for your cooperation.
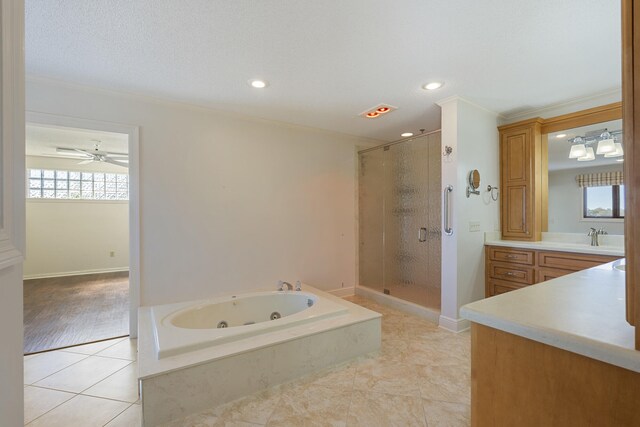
[26,77,378,306]
[548,165,624,235]
[0,264,24,426]
[438,97,500,331]
[24,156,129,279]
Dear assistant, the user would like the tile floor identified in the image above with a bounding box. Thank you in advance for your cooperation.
[23,295,470,427]
[24,336,140,426]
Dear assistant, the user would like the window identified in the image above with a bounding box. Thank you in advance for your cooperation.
[28,169,129,200]
[583,184,624,219]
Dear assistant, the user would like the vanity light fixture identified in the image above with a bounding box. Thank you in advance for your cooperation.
[566,128,623,162]
[422,82,443,91]
[577,147,595,162]
[596,130,616,154]
[401,132,414,137]
[248,79,268,88]
[604,143,624,158]
[568,137,586,159]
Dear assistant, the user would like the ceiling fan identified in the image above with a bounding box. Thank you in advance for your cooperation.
[55,141,128,168]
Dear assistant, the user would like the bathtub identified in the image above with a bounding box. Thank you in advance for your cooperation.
[138,285,381,426]
[151,290,349,358]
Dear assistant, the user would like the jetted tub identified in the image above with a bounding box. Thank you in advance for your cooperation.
[151,290,349,358]
[139,285,381,426]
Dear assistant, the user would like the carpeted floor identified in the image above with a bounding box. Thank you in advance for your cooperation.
[23,272,129,354]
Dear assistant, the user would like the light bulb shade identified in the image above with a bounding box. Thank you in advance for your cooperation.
[569,144,587,159]
[577,147,595,161]
[604,142,624,158]
[596,138,616,154]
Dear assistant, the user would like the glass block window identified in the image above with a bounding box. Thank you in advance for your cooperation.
[28,169,129,200]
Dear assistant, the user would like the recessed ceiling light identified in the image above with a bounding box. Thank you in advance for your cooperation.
[556,134,567,138]
[365,112,380,118]
[249,79,268,88]
[422,82,443,91]
[401,132,414,137]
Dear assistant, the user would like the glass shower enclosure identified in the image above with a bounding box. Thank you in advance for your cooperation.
[358,132,441,310]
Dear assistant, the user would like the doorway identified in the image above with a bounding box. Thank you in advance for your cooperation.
[24,113,140,354]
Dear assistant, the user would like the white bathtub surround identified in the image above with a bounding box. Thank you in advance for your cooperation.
[484,231,624,256]
[355,285,440,325]
[138,285,381,426]
[461,260,640,372]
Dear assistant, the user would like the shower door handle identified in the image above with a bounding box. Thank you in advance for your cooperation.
[443,185,453,236]
[418,227,427,242]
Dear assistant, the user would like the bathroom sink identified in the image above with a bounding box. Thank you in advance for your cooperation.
[614,264,626,272]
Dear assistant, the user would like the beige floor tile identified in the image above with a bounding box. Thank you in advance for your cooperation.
[27,394,130,427]
[422,399,470,427]
[346,390,426,427]
[416,364,470,404]
[97,338,138,361]
[24,385,75,424]
[61,337,127,356]
[353,359,421,397]
[104,403,141,427]
[159,409,218,426]
[24,351,88,384]
[83,362,139,402]
[34,355,131,393]
[213,386,281,424]
[267,384,351,426]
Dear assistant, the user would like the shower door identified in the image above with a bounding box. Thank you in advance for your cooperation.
[358,132,441,309]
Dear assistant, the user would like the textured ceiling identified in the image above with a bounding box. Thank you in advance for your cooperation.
[26,124,128,157]
[26,0,621,141]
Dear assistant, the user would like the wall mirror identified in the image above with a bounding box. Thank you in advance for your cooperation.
[546,117,624,235]
[467,169,481,197]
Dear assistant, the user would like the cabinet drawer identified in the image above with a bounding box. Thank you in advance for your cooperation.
[537,251,621,271]
[488,246,535,265]
[489,262,535,285]
[537,267,574,283]
[487,279,528,297]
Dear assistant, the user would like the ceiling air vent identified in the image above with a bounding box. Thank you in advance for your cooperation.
[360,104,397,119]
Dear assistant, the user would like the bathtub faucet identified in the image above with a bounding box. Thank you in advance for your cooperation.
[278,280,293,291]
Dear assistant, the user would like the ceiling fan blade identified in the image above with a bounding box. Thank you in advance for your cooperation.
[105,154,129,159]
[103,157,129,168]
[56,147,92,158]
[104,152,128,158]
[77,159,94,165]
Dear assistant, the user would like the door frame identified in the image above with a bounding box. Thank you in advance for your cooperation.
[25,111,141,338]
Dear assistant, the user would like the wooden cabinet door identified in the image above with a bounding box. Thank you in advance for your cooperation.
[500,125,534,240]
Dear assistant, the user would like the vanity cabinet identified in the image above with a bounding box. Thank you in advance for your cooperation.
[485,245,621,297]
[498,119,546,242]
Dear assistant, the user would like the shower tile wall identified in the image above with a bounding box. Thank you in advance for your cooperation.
[358,133,441,309]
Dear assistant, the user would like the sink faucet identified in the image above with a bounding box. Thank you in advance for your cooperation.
[278,280,293,291]
[588,227,607,246]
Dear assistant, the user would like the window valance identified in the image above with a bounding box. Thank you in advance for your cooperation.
[575,171,624,188]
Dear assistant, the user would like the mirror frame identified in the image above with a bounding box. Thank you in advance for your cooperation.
[0,0,25,270]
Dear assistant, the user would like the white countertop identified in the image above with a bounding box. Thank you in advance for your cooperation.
[485,232,625,256]
[461,260,640,373]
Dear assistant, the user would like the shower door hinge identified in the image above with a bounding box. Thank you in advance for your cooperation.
[383,288,390,295]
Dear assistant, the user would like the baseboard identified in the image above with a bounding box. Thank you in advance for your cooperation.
[438,315,470,333]
[326,286,355,297]
[23,267,129,280]
[355,286,440,324]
